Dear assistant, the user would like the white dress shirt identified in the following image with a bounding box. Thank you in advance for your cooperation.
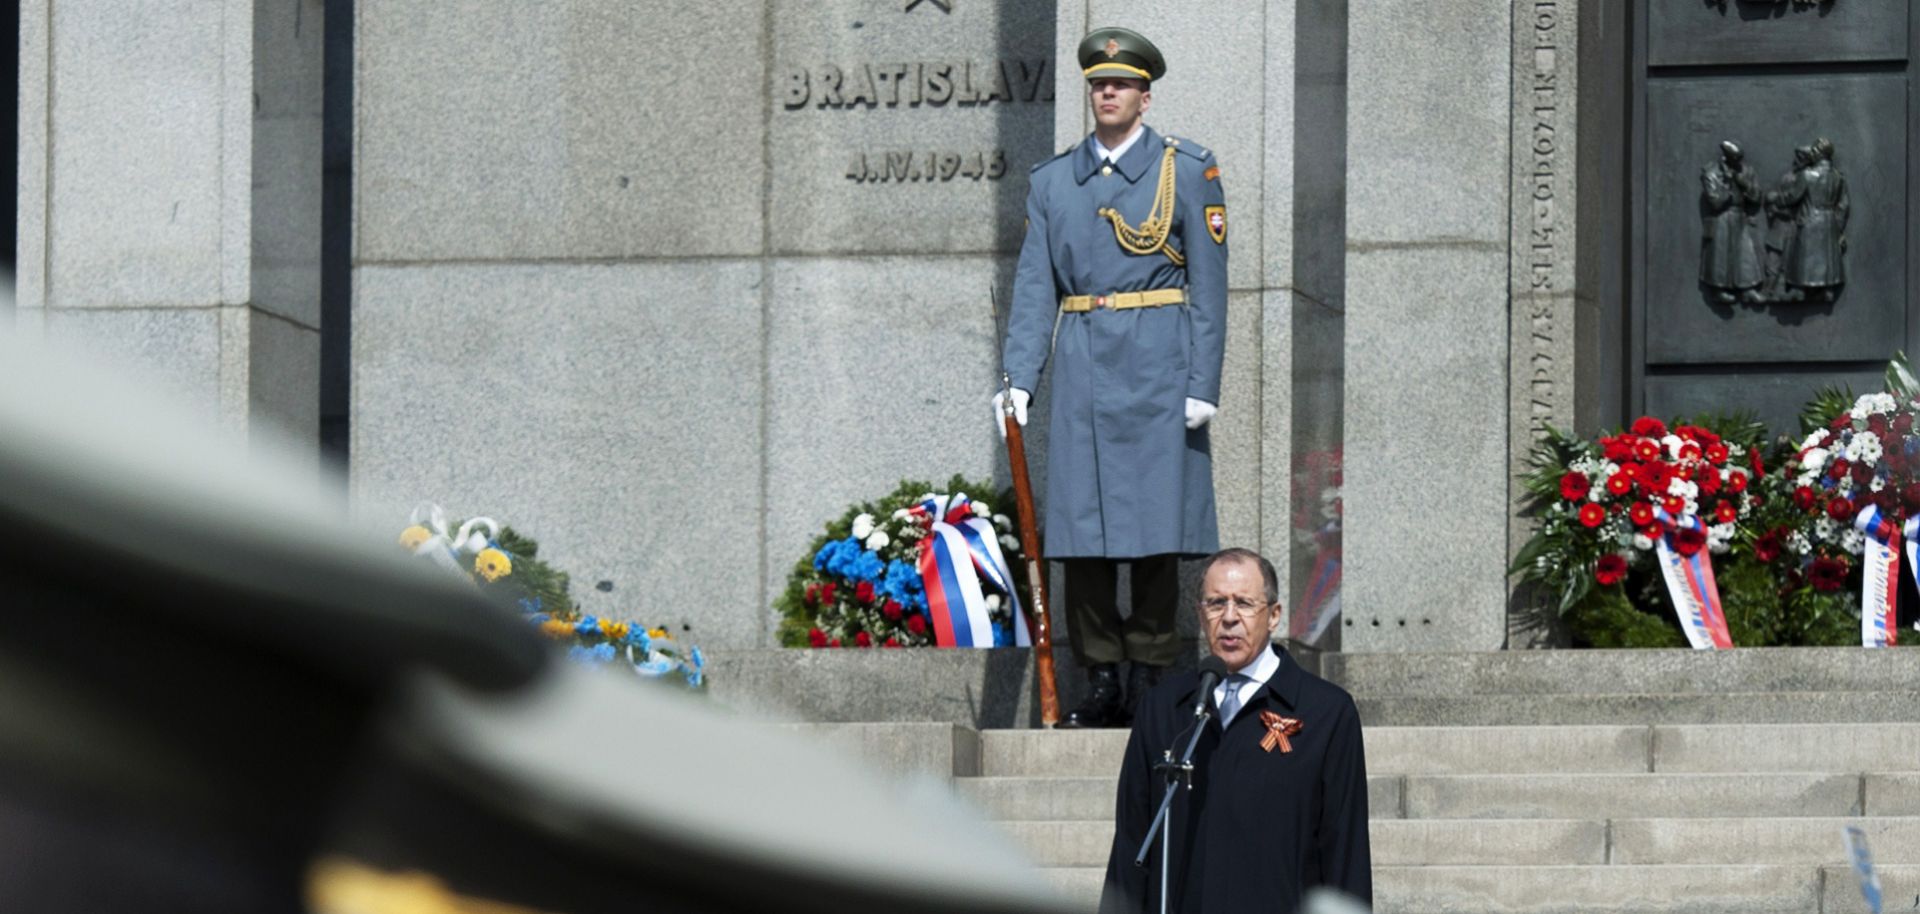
[1213,644,1279,728]
[1092,123,1147,165]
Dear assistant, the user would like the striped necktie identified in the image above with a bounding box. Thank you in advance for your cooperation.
[1218,673,1250,724]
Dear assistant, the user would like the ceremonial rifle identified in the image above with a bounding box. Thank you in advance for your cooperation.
[993,288,1061,728]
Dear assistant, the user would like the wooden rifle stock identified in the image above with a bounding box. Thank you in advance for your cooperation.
[1002,402,1061,727]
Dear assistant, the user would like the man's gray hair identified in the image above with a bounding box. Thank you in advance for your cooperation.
[1198,547,1280,605]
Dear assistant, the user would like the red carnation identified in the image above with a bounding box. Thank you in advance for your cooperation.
[1679,442,1703,462]
[1876,490,1900,512]
[855,580,875,605]
[1714,500,1738,524]
[819,582,837,604]
[1560,471,1591,501]
[1705,442,1730,464]
[1810,556,1850,592]
[807,628,828,648]
[1638,523,1665,541]
[1828,458,1851,481]
[907,614,927,636]
[856,631,873,648]
[1672,526,1707,556]
[1631,416,1668,439]
[1594,553,1628,586]
[804,584,819,607]
[1663,495,1687,516]
[1606,473,1633,496]
[830,637,842,648]
[1896,413,1914,436]
[1754,530,1783,563]
[1853,462,1876,485]
[1794,486,1818,511]
[1698,470,1722,496]
[884,638,903,648]
[1602,436,1636,462]
[1629,502,1656,527]
[1870,414,1891,436]
[1827,496,1855,521]
[1749,448,1765,477]
[1902,483,1920,512]
[1727,471,1749,495]
[882,599,904,622]
[1578,503,1607,528]
[1831,413,1853,430]
[1635,439,1662,462]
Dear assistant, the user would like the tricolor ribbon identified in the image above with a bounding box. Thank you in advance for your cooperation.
[1856,505,1901,648]
[914,493,1032,649]
[1257,711,1302,754]
[1652,509,1733,650]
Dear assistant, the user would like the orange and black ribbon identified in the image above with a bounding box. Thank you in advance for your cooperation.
[1258,711,1302,753]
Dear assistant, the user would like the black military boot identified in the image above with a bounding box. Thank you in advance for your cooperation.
[1125,663,1164,719]
[1061,663,1128,729]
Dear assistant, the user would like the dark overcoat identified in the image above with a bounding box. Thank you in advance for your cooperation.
[1003,125,1227,560]
[1781,161,1850,288]
[1099,646,1372,914]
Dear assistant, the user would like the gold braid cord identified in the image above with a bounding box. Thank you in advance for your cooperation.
[1097,146,1184,267]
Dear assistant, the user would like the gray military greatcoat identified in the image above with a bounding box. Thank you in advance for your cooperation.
[1004,125,1227,559]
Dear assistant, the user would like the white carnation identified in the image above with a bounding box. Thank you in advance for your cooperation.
[892,508,912,521]
[1632,533,1654,551]
[1787,531,1813,555]
[985,594,1003,611]
[992,514,1011,529]
[1801,431,1830,452]
[1841,528,1866,555]
[865,530,891,551]
[1000,534,1021,552]
[972,501,992,517]
[1662,434,1685,460]
[1815,516,1839,540]
[1872,477,1887,492]
[851,514,876,541]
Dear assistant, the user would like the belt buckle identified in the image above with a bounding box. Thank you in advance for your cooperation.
[1094,293,1112,310]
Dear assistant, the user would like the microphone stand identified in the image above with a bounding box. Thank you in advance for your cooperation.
[1134,703,1212,914]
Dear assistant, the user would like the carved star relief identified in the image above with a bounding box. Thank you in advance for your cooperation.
[905,0,952,11]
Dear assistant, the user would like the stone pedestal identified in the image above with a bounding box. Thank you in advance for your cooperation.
[16,0,323,456]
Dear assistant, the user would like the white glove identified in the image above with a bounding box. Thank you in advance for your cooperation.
[1185,397,1217,430]
[992,388,1031,438]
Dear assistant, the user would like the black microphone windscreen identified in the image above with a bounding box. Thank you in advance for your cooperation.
[1197,655,1231,680]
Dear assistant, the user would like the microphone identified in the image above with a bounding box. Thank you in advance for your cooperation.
[1191,655,1230,720]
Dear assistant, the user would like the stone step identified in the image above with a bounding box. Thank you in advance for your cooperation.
[962,772,1878,822]
[954,775,1405,823]
[1323,646,1920,698]
[1404,772,1863,820]
[1004,818,1610,868]
[1356,690,1920,726]
[1002,816,1920,869]
[1611,816,1920,866]
[1820,863,1919,913]
[980,722,1920,778]
[1040,864,1829,913]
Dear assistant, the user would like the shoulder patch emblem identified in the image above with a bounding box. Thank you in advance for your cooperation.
[1205,205,1227,245]
[1203,165,1220,182]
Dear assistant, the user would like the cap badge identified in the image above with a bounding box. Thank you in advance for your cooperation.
[1104,38,1120,58]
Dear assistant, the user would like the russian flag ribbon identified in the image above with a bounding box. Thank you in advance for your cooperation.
[1856,506,1901,648]
[914,493,1031,648]
[1652,510,1733,650]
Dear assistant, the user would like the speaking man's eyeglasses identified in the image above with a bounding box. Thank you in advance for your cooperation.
[1199,596,1267,619]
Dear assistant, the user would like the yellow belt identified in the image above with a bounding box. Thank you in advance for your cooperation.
[1059,288,1188,313]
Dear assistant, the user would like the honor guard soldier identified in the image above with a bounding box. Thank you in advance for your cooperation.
[995,28,1228,728]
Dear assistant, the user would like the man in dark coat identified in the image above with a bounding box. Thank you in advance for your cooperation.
[1099,549,1372,914]
[995,26,1229,728]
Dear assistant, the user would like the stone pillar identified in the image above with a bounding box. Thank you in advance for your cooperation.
[1343,3,1513,650]
[16,0,323,456]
